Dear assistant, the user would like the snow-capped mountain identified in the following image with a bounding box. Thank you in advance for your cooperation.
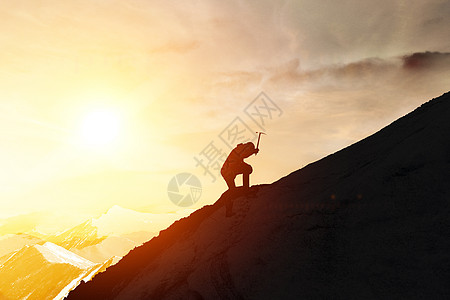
[46,219,106,250]
[0,242,113,300]
[0,204,192,299]
[0,204,194,298]
[35,242,95,269]
[67,205,191,263]
[93,204,192,237]
[54,205,189,263]
[68,92,450,299]
[0,233,44,260]
[72,235,138,264]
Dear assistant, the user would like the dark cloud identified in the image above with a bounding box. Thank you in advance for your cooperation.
[267,57,398,89]
[402,51,450,70]
[267,51,450,90]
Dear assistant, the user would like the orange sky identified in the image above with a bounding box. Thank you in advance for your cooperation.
[1,0,449,231]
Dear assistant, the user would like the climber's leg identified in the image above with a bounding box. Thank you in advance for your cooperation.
[242,163,253,188]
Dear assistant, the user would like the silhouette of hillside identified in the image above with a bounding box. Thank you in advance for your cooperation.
[68,92,450,299]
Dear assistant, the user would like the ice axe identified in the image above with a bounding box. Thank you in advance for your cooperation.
[255,132,266,155]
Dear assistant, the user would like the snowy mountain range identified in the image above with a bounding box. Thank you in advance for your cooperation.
[0,241,114,300]
[68,91,450,299]
[46,220,106,250]
[0,205,191,299]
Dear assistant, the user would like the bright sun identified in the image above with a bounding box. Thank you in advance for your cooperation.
[79,109,122,148]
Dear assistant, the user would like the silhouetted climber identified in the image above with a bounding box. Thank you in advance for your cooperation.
[221,142,259,190]
[221,142,259,217]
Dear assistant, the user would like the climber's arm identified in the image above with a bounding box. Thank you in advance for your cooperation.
[242,146,258,158]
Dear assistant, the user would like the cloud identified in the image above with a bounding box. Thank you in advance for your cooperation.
[402,51,450,70]
[148,40,200,54]
[186,49,450,142]
[266,57,397,91]
[267,51,450,89]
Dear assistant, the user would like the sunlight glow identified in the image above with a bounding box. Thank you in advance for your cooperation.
[79,109,122,148]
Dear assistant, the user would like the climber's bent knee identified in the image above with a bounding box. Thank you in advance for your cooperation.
[242,163,253,175]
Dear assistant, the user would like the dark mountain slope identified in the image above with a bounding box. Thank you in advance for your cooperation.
[68,92,450,299]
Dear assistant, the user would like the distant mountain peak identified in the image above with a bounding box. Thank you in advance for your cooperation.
[35,242,95,269]
[47,219,106,250]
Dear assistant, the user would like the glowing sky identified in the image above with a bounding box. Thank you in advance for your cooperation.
[0,0,449,230]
